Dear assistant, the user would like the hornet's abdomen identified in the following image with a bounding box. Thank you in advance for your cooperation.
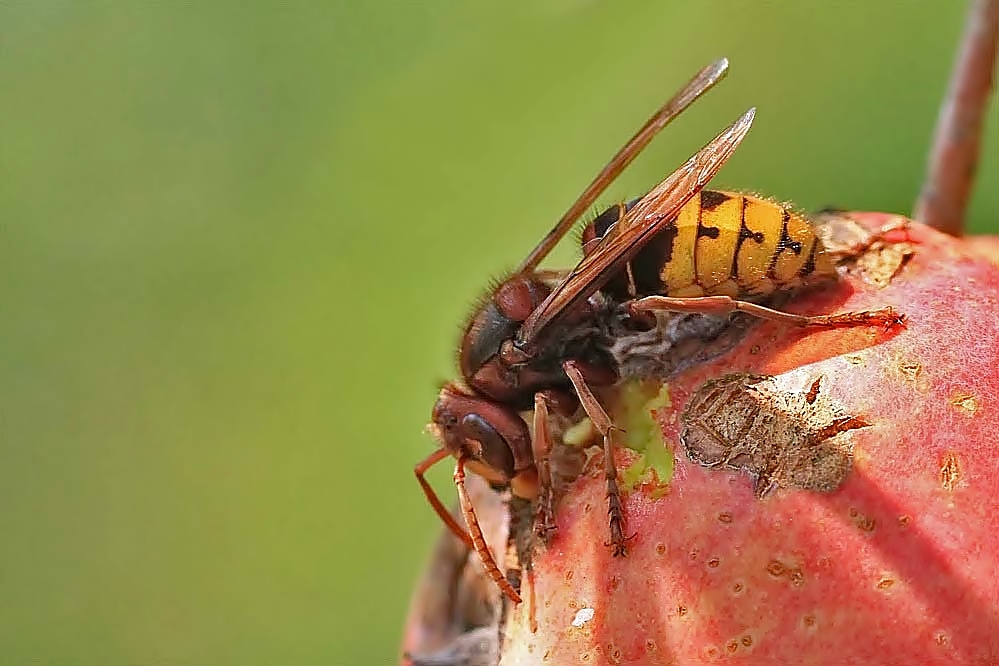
[586,190,836,302]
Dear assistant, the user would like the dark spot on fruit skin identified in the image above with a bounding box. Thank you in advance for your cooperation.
[849,507,877,533]
[677,605,688,617]
[726,639,739,653]
[950,392,979,415]
[565,569,574,583]
[707,557,720,569]
[767,560,786,577]
[898,360,922,383]
[718,511,733,523]
[741,635,753,648]
[877,577,895,590]
[789,568,805,587]
[898,515,911,528]
[940,451,962,491]
[655,542,667,556]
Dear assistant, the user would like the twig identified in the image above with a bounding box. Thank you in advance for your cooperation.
[913,0,999,236]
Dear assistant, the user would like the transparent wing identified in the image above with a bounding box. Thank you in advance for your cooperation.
[517,107,756,349]
[517,58,731,273]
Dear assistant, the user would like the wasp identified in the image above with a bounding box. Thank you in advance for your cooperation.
[415,59,904,604]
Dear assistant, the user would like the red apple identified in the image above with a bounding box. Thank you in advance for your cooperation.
[966,235,999,266]
[498,215,999,665]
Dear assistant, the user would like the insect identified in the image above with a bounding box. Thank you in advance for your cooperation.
[415,58,904,604]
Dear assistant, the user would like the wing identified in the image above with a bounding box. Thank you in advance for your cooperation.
[516,58,731,273]
[516,107,756,349]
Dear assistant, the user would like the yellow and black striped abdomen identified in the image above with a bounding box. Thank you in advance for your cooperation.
[667,189,837,298]
[588,190,837,302]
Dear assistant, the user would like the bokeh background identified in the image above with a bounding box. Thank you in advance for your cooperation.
[0,2,996,664]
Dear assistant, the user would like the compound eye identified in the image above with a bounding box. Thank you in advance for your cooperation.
[460,413,516,478]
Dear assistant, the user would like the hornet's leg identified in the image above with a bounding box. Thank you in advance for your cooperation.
[532,392,557,542]
[629,295,906,331]
[415,448,473,549]
[563,360,629,556]
[454,455,522,604]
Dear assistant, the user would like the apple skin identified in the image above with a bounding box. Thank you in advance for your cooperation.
[500,215,999,665]
[966,235,999,266]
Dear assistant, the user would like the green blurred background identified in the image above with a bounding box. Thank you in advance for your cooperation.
[0,2,996,664]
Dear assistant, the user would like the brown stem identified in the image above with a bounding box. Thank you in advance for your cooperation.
[914,0,999,236]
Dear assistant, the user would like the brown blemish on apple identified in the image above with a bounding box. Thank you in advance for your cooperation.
[801,614,818,632]
[877,576,896,590]
[766,560,787,578]
[654,542,666,556]
[726,638,739,653]
[706,557,720,569]
[681,373,871,496]
[897,514,912,528]
[765,558,805,586]
[950,392,979,415]
[897,359,923,383]
[788,568,805,587]
[741,634,754,648]
[717,511,733,523]
[849,506,877,533]
[939,452,962,491]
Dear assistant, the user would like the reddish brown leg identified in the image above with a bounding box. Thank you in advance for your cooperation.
[454,455,523,604]
[563,360,629,556]
[630,295,906,332]
[532,393,557,541]
[415,448,473,549]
